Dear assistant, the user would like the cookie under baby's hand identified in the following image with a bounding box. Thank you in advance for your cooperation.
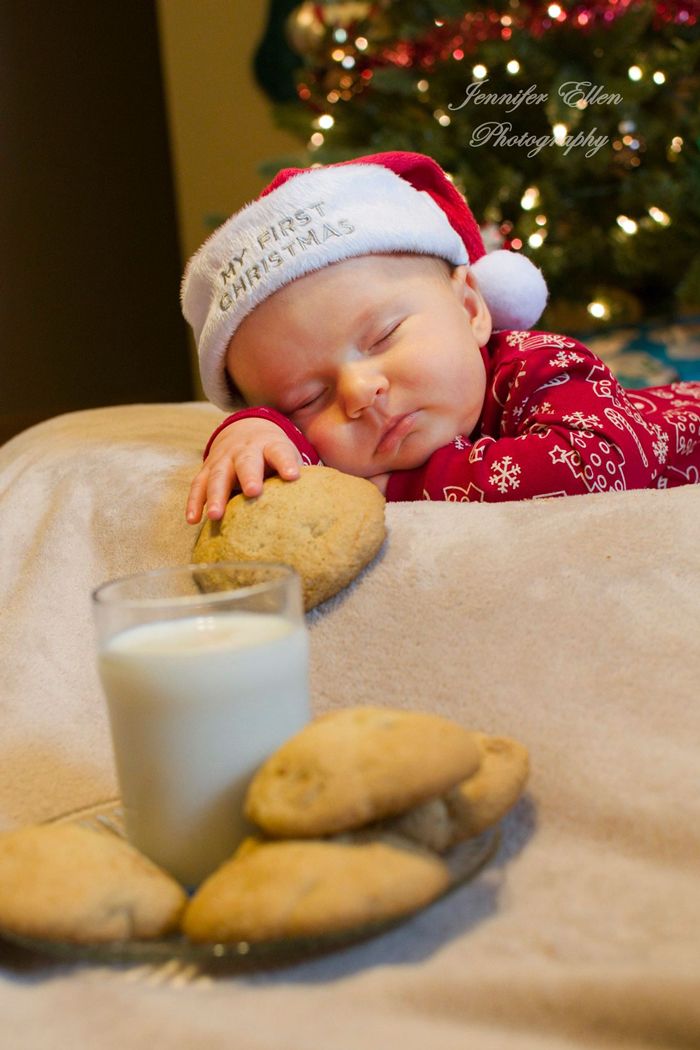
[193,465,386,611]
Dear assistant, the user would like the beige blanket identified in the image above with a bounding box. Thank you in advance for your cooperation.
[1,403,699,1049]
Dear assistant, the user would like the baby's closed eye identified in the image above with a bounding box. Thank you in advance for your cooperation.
[369,320,404,353]
[291,388,328,417]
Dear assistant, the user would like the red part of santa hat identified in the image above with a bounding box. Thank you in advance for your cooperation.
[182,151,548,412]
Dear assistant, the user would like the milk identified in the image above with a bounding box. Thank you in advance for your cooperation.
[98,612,309,886]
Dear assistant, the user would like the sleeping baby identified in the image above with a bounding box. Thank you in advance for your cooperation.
[180,150,700,521]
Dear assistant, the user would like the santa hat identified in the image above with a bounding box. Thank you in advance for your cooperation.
[181,151,548,412]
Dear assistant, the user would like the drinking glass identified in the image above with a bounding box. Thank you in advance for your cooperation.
[92,562,309,887]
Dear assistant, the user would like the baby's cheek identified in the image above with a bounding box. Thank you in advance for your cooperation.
[310,430,346,466]
[305,418,368,475]
[301,417,337,461]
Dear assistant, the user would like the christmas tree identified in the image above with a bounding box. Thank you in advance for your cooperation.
[258,1,700,329]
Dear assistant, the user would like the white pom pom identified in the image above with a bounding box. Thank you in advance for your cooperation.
[471,250,548,330]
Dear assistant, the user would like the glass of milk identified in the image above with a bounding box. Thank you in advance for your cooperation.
[92,562,310,888]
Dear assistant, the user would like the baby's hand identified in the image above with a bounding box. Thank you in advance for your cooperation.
[186,418,302,523]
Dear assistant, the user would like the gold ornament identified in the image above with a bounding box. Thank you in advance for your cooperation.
[286,1,373,56]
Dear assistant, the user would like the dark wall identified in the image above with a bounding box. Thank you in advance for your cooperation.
[0,0,193,443]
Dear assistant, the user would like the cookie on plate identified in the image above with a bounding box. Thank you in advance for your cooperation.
[193,465,386,611]
[0,823,187,943]
[385,734,530,851]
[182,835,450,942]
[244,706,482,837]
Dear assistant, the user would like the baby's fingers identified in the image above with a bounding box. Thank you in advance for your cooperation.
[186,470,209,524]
[232,447,267,500]
[264,439,302,483]
[203,459,242,520]
[235,440,300,498]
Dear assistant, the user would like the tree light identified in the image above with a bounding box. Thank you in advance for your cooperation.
[433,109,451,126]
[506,60,520,74]
[520,187,540,210]
[653,71,666,84]
[588,301,610,320]
[648,206,671,226]
[628,65,643,81]
[473,64,488,80]
[616,215,638,235]
[317,114,335,129]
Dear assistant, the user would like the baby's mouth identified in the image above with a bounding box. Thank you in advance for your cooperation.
[376,412,417,456]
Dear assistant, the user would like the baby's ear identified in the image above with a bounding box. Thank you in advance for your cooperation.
[451,266,493,346]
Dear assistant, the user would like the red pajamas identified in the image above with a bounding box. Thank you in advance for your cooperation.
[204,330,700,503]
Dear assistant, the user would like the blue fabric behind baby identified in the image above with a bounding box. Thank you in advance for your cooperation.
[581,316,700,388]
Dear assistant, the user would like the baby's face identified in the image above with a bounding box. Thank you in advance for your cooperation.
[226,253,492,477]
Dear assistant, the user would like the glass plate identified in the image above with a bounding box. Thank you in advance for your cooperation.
[0,800,500,970]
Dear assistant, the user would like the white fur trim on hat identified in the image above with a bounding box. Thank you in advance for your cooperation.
[182,164,468,411]
[471,250,548,331]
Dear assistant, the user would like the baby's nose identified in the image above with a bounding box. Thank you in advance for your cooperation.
[339,362,389,418]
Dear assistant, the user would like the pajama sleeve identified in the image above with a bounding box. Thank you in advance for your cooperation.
[386,335,668,503]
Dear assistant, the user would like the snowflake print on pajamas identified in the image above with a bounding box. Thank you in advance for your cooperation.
[563,411,602,431]
[549,349,586,370]
[652,427,669,464]
[489,455,521,493]
[528,400,554,415]
[210,330,700,505]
